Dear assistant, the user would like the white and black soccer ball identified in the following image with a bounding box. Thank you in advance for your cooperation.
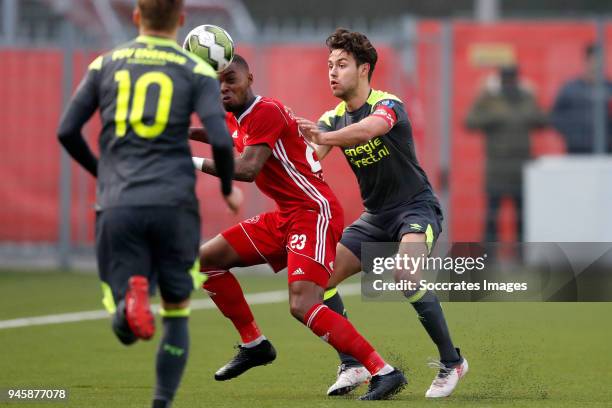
[183,24,235,72]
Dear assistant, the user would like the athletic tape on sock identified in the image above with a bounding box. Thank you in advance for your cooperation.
[101,282,116,314]
[189,259,207,289]
[323,287,338,301]
[159,307,191,318]
[405,287,428,304]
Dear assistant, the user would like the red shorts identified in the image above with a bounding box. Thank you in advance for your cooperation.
[221,210,343,288]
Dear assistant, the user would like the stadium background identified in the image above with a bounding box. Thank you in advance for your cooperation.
[1,2,611,407]
[1,0,611,269]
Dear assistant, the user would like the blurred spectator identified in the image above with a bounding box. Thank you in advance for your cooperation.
[551,44,612,153]
[466,65,547,242]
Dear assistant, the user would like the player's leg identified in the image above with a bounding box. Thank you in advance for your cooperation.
[96,209,134,345]
[286,215,406,400]
[95,208,155,344]
[288,262,406,400]
[326,243,362,288]
[200,214,282,380]
[323,244,362,374]
[200,234,264,346]
[324,219,390,395]
[324,245,364,382]
[395,207,467,398]
[152,298,191,408]
[398,231,461,365]
[324,246,368,395]
[150,206,201,408]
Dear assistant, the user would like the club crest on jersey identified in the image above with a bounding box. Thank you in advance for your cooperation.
[244,215,260,224]
[380,100,395,108]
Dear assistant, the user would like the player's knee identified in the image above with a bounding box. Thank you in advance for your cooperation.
[288,281,322,322]
[199,244,217,265]
[199,245,228,269]
[329,244,361,287]
[199,236,240,270]
[393,267,414,283]
[289,297,310,321]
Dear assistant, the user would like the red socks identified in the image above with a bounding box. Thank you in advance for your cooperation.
[202,270,386,375]
[202,270,262,343]
[304,304,386,375]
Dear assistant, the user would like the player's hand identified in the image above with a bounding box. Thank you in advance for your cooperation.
[223,186,243,215]
[296,118,324,144]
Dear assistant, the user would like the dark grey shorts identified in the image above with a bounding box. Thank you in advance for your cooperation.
[340,200,443,260]
[96,206,200,304]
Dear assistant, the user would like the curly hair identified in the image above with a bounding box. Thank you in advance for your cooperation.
[326,28,378,81]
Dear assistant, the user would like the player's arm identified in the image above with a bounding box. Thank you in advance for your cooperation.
[299,126,332,160]
[193,74,235,197]
[306,127,333,160]
[297,116,390,147]
[313,143,333,160]
[57,63,100,177]
[295,115,334,160]
[194,144,271,182]
[195,102,283,181]
[188,126,209,144]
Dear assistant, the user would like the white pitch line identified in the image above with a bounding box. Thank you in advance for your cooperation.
[0,283,362,330]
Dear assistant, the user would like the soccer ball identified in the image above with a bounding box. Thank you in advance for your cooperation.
[183,25,234,72]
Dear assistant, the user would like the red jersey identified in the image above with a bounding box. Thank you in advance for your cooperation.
[225,96,343,221]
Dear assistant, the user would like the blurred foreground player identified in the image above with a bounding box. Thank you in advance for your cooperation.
[297,28,468,398]
[56,1,239,406]
[190,54,407,400]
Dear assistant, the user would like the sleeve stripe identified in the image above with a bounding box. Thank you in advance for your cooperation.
[88,55,103,71]
[318,110,334,127]
[367,89,402,111]
[371,105,398,128]
[318,102,346,128]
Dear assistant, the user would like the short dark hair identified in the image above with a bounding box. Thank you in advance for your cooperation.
[137,0,183,31]
[326,28,378,81]
[230,54,250,72]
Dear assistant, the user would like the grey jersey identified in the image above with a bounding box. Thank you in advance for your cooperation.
[318,89,439,212]
[59,35,231,209]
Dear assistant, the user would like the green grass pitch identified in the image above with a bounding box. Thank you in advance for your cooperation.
[0,270,611,407]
